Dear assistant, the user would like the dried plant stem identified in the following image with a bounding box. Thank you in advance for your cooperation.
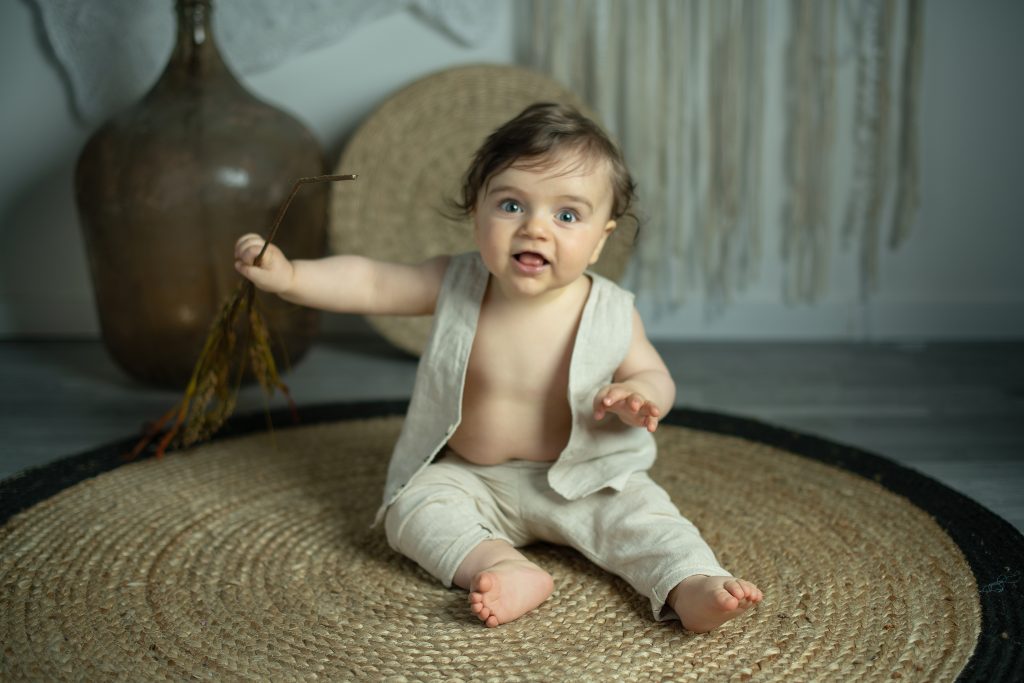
[128,173,357,460]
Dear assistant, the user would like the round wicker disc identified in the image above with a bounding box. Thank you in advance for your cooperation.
[329,64,637,356]
[1,417,980,681]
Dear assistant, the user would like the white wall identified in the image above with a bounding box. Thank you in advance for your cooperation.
[1,0,1022,341]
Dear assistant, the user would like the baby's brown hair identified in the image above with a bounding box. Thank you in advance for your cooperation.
[454,102,637,223]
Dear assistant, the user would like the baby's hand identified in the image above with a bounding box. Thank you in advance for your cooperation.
[234,233,294,294]
[593,384,662,433]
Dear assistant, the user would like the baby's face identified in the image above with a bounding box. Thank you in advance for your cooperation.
[473,152,617,301]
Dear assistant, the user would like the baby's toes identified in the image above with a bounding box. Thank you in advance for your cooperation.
[724,580,748,601]
[715,586,740,610]
[475,603,493,622]
[737,580,762,602]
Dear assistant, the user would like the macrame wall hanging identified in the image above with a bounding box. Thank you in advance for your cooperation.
[528,0,924,312]
[839,0,924,300]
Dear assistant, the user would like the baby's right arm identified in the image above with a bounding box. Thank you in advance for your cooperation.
[233,233,449,316]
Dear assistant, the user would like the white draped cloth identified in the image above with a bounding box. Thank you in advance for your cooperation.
[33,0,491,124]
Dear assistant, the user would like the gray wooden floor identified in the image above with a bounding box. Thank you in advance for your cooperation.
[1,338,1022,532]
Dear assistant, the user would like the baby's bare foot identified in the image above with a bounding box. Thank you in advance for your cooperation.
[668,575,763,633]
[468,559,554,628]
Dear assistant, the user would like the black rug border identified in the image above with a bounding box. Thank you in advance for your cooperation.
[1,400,1020,682]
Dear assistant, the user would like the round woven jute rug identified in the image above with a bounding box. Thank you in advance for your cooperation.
[2,403,1021,682]
[329,64,638,356]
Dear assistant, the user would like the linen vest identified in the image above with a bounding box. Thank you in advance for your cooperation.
[373,251,656,526]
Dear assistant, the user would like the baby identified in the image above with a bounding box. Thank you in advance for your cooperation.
[235,103,762,632]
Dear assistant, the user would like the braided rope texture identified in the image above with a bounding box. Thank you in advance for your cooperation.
[1,411,985,681]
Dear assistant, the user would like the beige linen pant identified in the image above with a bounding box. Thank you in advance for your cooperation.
[384,450,731,621]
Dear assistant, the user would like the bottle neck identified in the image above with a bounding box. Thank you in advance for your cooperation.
[170,0,228,78]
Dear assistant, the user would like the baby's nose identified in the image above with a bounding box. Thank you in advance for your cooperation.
[520,215,550,239]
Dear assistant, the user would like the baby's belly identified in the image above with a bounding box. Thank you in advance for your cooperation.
[446,397,572,465]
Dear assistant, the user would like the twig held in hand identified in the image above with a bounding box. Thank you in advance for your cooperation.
[128,173,358,460]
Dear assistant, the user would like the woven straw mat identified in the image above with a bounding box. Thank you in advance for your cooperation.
[329,64,637,356]
[0,417,979,681]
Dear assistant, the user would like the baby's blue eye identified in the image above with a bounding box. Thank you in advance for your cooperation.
[499,199,523,213]
[557,210,578,223]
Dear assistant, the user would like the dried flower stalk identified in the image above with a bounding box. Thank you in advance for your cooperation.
[128,173,357,460]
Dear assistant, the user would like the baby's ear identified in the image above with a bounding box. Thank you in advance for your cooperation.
[589,219,617,265]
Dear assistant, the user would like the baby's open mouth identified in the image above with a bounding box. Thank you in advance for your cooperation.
[514,252,549,266]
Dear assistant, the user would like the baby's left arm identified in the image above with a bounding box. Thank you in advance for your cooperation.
[593,308,676,432]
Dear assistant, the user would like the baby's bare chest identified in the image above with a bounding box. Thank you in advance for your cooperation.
[466,310,579,399]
